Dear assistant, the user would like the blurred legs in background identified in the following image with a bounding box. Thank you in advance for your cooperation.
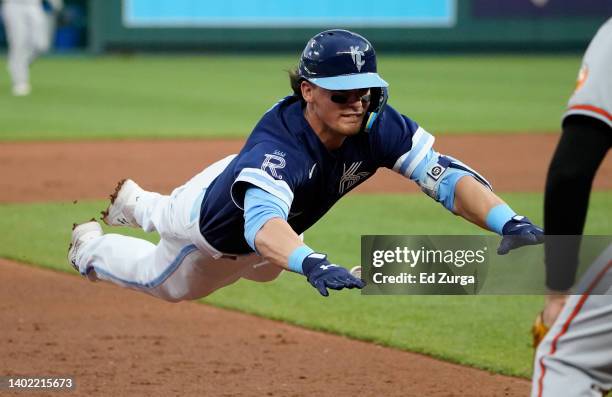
[1,0,60,96]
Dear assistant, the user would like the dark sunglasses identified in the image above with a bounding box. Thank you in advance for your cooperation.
[330,92,371,104]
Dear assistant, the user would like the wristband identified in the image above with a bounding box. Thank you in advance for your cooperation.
[486,204,516,235]
[288,245,314,274]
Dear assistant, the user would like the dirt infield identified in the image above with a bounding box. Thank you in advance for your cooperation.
[1,134,610,203]
[2,134,609,396]
[0,259,529,397]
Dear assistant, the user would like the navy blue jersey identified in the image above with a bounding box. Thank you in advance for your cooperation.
[199,95,423,255]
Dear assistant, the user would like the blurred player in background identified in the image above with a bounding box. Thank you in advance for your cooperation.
[67,29,543,302]
[532,17,612,397]
[1,0,62,96]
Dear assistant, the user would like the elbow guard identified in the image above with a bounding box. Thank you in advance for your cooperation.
[414,152,493,211]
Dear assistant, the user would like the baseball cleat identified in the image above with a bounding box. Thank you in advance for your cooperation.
[101,179,144,227]
[349,266,362,279]
[68,220,103,272]
[12,83,31,97]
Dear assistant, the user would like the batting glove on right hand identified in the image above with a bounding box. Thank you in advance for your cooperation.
[497,215,544,255]
[302,253,365,297]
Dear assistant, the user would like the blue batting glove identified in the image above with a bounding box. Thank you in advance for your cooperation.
[302,253,365,297]
[497,215,544,255]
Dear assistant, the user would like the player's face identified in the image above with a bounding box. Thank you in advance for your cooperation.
[302,81,371,148]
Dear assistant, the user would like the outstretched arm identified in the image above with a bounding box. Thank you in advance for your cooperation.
[244,187,364,296]
[453,175,503,229]
[390,132,543,253]
[253,217,302,269]
[452,176,544,253]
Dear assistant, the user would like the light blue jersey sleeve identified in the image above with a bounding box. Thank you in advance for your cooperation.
[243,186,290,252]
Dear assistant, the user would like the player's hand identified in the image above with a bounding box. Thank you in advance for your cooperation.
[302,253,365,297]
[542,292,568,327]
[497,215,544,255]
[532,292,567,348]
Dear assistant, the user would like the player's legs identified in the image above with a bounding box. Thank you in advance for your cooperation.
[2,3,31,89]
[133,153,282,287]
[532,252,612,397]
[26,3,52,63]
[73,232,188,301]
[73,232,264,301]
[532,353,608,397]
[73,154,282,301]
[532,295,612,397]
[140,156,283,285]
[133,155,237,240]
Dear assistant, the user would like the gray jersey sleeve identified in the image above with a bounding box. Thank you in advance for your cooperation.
[565,17,612,128]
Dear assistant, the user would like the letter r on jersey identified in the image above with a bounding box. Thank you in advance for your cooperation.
[262,153,286,179]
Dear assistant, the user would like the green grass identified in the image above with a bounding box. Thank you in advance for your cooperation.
[0,192,610,377]
[0,54,580,140]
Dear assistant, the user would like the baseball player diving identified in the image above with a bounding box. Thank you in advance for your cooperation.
[68,29,544,301]
[531,18,612,397]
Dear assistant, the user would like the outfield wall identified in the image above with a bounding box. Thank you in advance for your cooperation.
[88,0,611,53]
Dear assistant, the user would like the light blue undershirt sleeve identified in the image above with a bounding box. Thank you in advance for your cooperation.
[243,186,290,252]
[288,245,315,274]
[485,204,516,235]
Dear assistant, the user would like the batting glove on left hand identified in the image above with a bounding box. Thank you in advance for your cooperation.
[497,215,544,255]
[302,253,365,297]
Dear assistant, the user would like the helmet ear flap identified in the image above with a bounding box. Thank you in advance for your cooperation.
[362,87,388,133]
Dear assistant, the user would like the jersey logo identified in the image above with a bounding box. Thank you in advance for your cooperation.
[308,163,317,179]
[339,162,370,194]
[350,46,365,72]
[574,64,589,93]
[262,153,286,179]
